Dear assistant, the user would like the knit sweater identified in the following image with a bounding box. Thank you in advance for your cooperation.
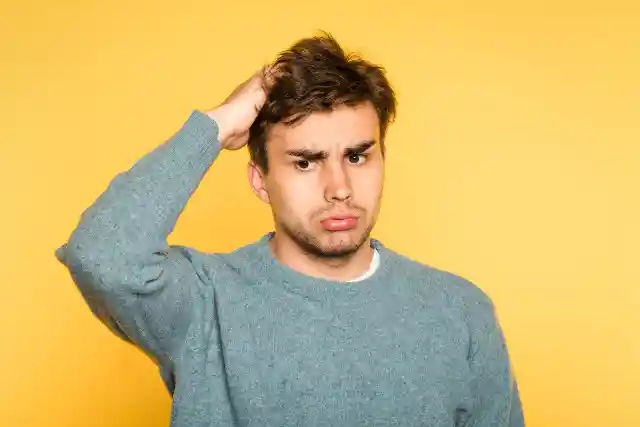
[55,110,524,427]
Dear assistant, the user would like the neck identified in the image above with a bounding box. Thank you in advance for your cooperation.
[269,233,374,282]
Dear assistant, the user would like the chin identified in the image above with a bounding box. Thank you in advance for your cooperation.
[310,230,371,259]
[311,243,360,259]
[279,221,373,259]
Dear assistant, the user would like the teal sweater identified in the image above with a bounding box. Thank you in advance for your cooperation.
[56,111,524,427]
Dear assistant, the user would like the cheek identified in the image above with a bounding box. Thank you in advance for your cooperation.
[268,172,319,213]
[353,167,384,201]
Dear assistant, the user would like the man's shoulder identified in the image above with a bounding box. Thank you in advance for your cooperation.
[381,244,495,310]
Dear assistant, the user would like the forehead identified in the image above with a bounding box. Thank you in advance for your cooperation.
[267,102,380,152]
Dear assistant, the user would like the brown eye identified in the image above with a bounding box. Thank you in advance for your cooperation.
[348,154,364,164]
[295,160,311,170]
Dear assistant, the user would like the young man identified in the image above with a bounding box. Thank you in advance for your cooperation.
[56,34,524,426]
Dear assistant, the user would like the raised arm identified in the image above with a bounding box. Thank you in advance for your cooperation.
[55,68,275,380]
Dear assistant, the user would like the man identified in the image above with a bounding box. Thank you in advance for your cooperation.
[56,33,524,426]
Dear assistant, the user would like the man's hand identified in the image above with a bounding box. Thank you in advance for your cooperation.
[206,66,276,151]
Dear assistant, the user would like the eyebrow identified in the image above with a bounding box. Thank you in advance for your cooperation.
[286,140,377,160]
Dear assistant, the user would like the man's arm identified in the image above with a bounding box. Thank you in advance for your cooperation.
[55,110,223,366]
[464,290,525,427]
[55,69,275,375]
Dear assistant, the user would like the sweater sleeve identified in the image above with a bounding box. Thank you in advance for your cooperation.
[55,110,222,370]
[464,290,525,427]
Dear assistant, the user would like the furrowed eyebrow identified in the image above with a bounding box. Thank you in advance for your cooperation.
[345,140,377,155]
[285,148,328,161]
[285,140,377,160]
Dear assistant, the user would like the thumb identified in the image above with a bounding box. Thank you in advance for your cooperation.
[224,131,250,151]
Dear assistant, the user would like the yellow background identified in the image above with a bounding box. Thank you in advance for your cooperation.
[2,1,638,426]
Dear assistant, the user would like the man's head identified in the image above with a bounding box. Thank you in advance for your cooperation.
[247,32,397,259]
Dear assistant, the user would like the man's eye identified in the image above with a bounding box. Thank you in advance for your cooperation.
[295,160,312,170]
[348,154,366,164]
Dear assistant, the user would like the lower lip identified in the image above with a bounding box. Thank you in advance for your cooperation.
[321,217,359,231]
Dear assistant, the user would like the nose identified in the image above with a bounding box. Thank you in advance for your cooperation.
[323,163,353,203]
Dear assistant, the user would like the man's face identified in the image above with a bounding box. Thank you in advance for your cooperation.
[250,102,385,258]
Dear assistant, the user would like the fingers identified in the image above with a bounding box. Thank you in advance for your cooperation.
[258,64,282,94]
[223,67,270,105]
[261,65,278,88]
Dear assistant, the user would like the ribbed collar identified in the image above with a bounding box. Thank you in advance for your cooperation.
[247,232,396,305]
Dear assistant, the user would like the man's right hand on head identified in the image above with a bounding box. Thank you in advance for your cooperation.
[206,66,277,151]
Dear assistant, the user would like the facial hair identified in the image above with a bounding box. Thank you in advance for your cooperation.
[274,190,383,261]
[280,218,374,260]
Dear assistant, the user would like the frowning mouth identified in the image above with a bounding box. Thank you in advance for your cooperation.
[320,214,360,231]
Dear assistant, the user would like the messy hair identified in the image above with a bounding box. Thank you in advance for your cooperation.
[248,32,397,173]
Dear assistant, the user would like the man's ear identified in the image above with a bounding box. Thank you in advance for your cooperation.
[247,161,270,204]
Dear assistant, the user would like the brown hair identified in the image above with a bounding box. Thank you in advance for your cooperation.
[248,31,397,173]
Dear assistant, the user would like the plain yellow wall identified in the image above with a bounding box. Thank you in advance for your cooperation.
[2,1,638,426]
